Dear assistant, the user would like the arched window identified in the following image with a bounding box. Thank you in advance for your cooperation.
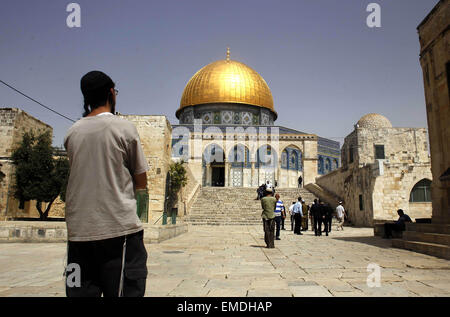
[325,158,331,172]
[229,145,250,168]
[409,179,432,202]
[318,156,324,174]
[281,150,288,169]
[256,145,277,168]
[290,150,298,170]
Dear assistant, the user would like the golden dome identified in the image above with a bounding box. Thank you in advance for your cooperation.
[177,54,275,117]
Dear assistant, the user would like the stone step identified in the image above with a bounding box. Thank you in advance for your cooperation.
[405,223,450,235]
[403,231,450,246]
[392,239,450,260]
[186,186,317,225]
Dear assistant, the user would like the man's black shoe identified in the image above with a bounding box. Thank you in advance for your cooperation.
[276,237,281,240]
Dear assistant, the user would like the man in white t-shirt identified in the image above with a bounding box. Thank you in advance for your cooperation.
[336,201,346,231]
[64,71,149,297]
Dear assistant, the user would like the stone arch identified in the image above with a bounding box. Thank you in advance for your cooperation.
[318,156,324,174]
[333,159,339,170]
[228,144,250,167]
[280,144,302,171]
[256,144,278,169]
[325,158,331,173]
[203,143,225,164]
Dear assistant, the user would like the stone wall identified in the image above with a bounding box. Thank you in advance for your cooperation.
[0,108,53,219]
[418,0,450,224]
[120,115,172,222]
[316,125,432,227]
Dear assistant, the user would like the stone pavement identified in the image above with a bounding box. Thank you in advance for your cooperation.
[0,225,449,297]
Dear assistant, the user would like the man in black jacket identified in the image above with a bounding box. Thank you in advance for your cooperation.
[310,199,321,236]
[323,203,334,236]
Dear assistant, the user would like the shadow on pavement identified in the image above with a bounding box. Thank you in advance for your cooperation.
[331,236,393,249]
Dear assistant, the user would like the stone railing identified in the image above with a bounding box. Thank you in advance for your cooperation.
[178,164,201,217]
[304,183,342,209]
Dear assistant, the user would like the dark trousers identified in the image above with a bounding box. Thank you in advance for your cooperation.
[384,223,403,238]
[324,217,332,234]
[281,217,285,230]
[310,217,315,231]
[66,230,147,297]
[263,218,275,248]
[274,216,282,238]
[294,213,302,234]
[314,217,322,236]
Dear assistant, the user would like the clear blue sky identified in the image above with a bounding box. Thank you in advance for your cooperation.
[0,0,438,147]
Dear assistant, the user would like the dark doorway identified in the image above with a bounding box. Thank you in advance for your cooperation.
[211,165,225,187]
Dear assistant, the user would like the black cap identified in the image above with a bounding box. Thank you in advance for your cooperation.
[80,71,114,96]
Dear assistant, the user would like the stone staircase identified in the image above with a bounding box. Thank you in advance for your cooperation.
[392,223,450,260]
[185,187,317,225]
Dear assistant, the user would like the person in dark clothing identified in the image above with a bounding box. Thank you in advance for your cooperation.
[310,199,321,236]
[383,209,412,239]
[316,200,327,236]
[256,184,265,200]
[298,176,303,188]
[293,197,303,235]
[323,203,334,236]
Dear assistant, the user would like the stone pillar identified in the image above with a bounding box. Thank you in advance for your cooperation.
[251,162,255,187]
[225,163,230,187]
[206,164,211,187]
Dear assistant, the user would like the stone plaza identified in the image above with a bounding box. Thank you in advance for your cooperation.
[0,225,449,297]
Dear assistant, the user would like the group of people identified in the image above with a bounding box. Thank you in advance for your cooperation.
[256,180,277,200]
[260,184,348,248]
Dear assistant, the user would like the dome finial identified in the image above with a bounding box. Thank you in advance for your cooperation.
[226,47,230,61]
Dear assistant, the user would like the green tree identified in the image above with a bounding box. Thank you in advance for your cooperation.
[166,161,188,215]
[11,130,69,220]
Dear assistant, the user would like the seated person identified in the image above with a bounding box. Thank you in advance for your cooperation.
[383,209,412,239]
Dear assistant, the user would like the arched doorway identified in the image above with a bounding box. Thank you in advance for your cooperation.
[203,144,225,187]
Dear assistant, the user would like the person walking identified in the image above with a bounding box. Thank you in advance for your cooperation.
[274,194,285,240]
[317,200,327,236]
[298,176,303,188]
[310,199,320,236]
[292,197,303,235]
[64,71,149,297]
[323,203,334,236]
[336,201,346,231]
[261,188,277,248]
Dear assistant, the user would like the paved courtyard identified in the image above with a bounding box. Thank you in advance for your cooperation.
[0,225,449,297]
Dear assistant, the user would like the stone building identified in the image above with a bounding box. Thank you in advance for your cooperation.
[417,0,450,225]
[171,49,340,189]
[0,108,53,219]
[310,113,432,227]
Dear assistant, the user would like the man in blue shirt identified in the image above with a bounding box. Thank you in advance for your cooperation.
[292,197,303,235]
[274,194,285,240]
